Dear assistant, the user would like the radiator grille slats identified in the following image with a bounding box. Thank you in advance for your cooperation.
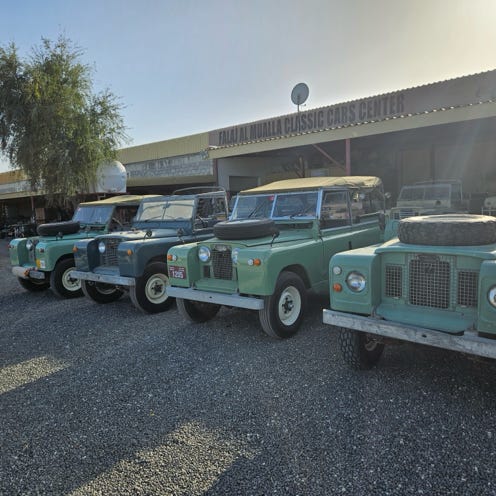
[409,257,450,309]
[457,271,478,307]
[385,265,402,298]
[99,238,120,267]
[212,247,232,280]
[384,255,478,310]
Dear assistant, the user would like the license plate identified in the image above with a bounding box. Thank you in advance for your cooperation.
[29,270,45,280]
[169,266,186,279]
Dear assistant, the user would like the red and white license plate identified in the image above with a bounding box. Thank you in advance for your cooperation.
[169,266,186,279]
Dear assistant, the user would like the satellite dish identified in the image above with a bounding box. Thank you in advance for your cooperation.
[291,83,309,111]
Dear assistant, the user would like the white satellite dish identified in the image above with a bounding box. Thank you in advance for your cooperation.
[291,83,309,111]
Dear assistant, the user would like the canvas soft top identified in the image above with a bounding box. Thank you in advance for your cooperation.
[78,194,160,206]
[240,176,382,194]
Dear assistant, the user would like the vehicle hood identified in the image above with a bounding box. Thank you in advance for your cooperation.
[376,238,496,260]
[97,228,181,241]
[206,230,313,248]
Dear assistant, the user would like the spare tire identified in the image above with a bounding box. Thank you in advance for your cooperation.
[37,221,80,237]
[398,214,496,246]
[213,219,279,240]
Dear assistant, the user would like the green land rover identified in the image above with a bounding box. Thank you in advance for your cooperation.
[70,188,228,313]
[167,176,386,338]
[323,214,496,369]
[9,195,149,298]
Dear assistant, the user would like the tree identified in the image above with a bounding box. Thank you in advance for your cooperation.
[0,35,128,204]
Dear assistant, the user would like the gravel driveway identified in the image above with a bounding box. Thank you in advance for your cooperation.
[1,238,496,495]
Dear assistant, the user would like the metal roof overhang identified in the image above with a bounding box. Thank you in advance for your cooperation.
[207,102,496,159]
[126,174,214,188]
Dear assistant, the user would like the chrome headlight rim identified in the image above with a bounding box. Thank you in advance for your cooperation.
[198,245,211,262]
[346,271,366,292]
[488,286,496,308]
[98,241,106,254]
[25,239,34,251]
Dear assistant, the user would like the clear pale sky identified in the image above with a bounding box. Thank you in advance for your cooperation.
[1,0,495,172]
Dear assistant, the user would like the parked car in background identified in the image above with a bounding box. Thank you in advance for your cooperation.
[70,188,228,313]
[167,176,386,338]
[9,195,149,298]
[323,214,496,369]
[385,179,468,240]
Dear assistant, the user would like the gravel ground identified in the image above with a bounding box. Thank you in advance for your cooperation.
[1,238,496,495]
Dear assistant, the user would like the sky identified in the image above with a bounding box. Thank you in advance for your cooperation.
[1,0,496,172]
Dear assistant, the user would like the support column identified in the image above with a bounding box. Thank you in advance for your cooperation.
[345,138,351,176]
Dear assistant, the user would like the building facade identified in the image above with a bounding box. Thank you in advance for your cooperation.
[2,69,496,229]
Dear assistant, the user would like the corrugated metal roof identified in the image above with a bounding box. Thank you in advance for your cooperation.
[208,68,496,152]
[0,170,25,185]
[118,132,209,164]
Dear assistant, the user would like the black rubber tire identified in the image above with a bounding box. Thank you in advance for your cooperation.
[176,298,221,323]
[129,262,174,314]
[82,280,124,304]
[37,221,80,237]
[398,214,496,246]
[259,271,307,339]
[18,277,50,292]
[49,258,83,298]
[338,328,384,370]
[213,219,279,240]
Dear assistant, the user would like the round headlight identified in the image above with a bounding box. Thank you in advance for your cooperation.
[488,286,496,308]
[232,248,240,265]
[26,239,34,251]
[98,241,106,254]
[346,271,366,292]
[198,246,211,262]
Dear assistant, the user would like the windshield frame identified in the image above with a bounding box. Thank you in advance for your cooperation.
[231,191,320,221]
[72,205,114,226]
[135,198,196,223]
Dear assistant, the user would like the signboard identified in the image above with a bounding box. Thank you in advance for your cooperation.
[209,70,496,147]
[125,153,213,180]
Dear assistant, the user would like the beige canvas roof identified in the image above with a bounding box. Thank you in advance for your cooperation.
[79,194,159,206]
[241,176,382,194]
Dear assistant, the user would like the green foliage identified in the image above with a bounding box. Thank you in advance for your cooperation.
[0,36,128,204]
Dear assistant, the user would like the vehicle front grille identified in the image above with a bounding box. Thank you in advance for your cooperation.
[384,254,479,310]
[409,256,450,309]
[99,238,120,267]
[457,271,478,307]
[211,246,233,280]
[385,265,402,298]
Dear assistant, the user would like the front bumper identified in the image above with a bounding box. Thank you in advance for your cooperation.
[12,266,46,280]
[69,270,136,287]
[167,286,264,310]
[323,309,496,360]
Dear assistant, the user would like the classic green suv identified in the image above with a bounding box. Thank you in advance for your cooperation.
[70,188,228,313]
[385,180,467,240]
[9,195,148,298]
[167,176,386,338]
[323,214,496,369]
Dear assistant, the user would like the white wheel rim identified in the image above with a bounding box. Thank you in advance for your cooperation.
[277,285,301,326]
[62,268,81,291]
[145,273,169,304]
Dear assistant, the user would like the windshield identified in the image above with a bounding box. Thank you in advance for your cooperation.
[136,198,195,222]
[398,184,450,201]
[73,205,113,225]
[232,191,318,220]
[424,185,450,200]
